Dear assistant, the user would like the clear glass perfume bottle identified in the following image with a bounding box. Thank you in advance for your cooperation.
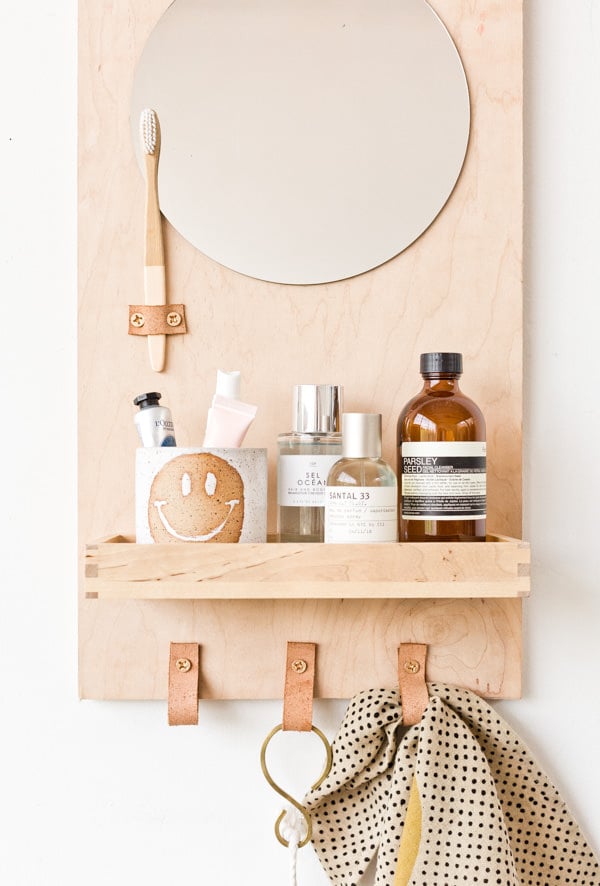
[325,413,397,543]
[277,384,343,543]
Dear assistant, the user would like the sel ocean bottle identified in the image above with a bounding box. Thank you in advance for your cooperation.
[277,384,343,543]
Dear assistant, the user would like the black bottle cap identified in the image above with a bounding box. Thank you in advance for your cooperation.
[133,392,162,409]
[420,352,463,376]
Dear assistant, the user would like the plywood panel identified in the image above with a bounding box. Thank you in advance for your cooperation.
[78,0,523,699]
[79,597,522,700]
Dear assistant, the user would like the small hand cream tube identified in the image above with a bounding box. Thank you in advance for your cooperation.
[203,370,258,447]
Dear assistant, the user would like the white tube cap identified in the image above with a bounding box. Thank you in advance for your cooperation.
[216,369,241,399]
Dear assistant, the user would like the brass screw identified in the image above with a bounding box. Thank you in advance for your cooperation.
[175,658,192,673]
[166,311,182,327]
[291,659,308,674]
[130,312,145,328]
[404,660,420,674]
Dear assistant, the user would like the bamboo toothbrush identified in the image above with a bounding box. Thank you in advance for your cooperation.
[140,108,166,372]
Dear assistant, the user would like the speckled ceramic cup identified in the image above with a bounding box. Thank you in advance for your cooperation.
[135,447,267,543]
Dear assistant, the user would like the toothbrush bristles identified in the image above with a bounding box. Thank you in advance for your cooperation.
[141,108,157,155]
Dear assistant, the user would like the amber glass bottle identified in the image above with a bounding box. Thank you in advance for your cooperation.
[397,353,486,542]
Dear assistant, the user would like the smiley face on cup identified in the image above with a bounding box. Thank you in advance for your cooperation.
[148,453,245,543]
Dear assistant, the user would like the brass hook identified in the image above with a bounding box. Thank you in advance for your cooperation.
[260,723,333,848]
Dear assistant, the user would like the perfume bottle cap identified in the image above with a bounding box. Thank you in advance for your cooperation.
[292,384,342,433]
[420,352,463,376]
[342,413,382,458]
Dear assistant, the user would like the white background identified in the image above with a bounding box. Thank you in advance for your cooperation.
[1,2,599,883]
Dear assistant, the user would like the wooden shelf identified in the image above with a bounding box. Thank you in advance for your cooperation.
[81,535,529,700]
[85,534,530,601]
[81,534,529,700]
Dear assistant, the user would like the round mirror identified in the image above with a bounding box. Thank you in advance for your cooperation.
[131,0,470,285]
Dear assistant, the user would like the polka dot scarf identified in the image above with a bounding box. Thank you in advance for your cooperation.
[304,684,600,885]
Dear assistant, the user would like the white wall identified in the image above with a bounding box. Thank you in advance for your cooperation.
[1,2,599,883]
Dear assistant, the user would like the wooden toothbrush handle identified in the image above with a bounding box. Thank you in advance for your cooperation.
[144,265,166,371]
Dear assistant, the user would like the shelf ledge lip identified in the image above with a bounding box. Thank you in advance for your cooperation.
[84,534,531,601]
[87,533,528,546]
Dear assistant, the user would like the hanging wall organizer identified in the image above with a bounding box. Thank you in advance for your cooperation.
[78,0,525,703]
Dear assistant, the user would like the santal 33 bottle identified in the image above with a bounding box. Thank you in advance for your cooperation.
[325,413,397,543]
[277,384,343,543]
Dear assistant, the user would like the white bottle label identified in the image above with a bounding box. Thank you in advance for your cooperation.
[401,441,486,520]
[324,486,398,543]
[277,454,341,507]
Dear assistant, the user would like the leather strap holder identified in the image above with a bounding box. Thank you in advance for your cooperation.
[128,304,187,336]
[282,641,316,732]
[168,642,200,726]
[398,643,429,726]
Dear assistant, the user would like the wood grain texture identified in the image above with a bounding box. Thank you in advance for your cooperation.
[84,536,530,600]
[78,597,522,700]
[78,0,523,700]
